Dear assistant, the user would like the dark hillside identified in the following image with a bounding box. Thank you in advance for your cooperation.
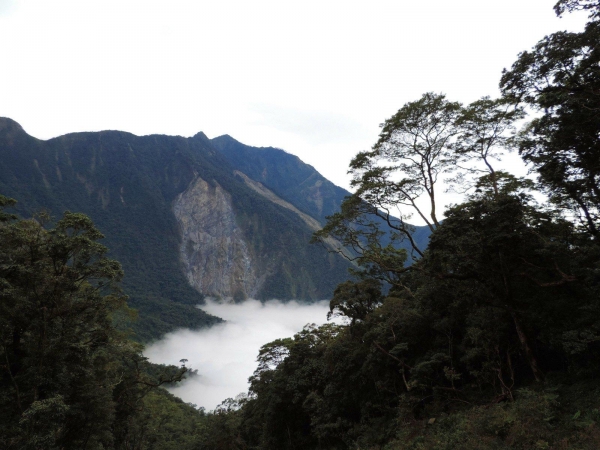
[211,134,348,224]
[0,119,222,340]
[0,118,354,340]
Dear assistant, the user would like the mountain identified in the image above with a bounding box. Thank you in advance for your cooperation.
[210,135,349,225]
[210,135,432,253]
[0,118,358,340]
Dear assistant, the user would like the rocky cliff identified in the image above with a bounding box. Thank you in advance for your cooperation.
[174,176,261,300]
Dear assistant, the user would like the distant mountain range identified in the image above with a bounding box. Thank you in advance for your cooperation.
[0,118,430,340]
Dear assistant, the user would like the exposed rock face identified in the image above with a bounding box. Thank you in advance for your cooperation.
[173,176,260,301]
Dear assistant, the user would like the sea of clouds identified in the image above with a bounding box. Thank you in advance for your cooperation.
[144,298,334,410]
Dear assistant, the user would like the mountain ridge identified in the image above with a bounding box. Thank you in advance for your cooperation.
[0,118,357,340]
[210,134,349,225]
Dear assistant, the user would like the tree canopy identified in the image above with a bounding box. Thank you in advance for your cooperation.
[0,196,192,449]
[501,3,600,236]
[207,3,600,448]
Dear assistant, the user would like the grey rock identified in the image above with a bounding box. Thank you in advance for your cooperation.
[173,176,261,301]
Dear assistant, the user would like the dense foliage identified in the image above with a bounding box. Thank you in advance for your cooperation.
[0,195,198,449]
[198,3,600,448]
[213,191,599,449]
[501,0,600,238]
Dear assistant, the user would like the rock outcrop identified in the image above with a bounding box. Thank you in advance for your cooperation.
[174,175,261,301]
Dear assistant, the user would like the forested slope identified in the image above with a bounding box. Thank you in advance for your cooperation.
[211,135,349,224]
[0,120,354,340]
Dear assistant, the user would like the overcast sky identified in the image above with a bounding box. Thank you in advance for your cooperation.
[0,0,587,193]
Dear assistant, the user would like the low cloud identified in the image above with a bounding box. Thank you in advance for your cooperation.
[144,299,332,410]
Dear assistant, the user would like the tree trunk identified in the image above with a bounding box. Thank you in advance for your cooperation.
[510,310,544,382]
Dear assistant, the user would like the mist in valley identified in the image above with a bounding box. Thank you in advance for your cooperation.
[144,298,335,410]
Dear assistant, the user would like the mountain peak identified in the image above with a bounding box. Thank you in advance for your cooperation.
[0,117,25,134]
[192,131,209,142]
[211,134,239,144]
[211,135,290,155]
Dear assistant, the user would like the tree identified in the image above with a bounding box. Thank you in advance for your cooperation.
[314,93,463,283]
[554,0,600,18]
[0,198,189,449]
[422,187,595,384]
[454,97,524,196]
[351,92,462,233]
[314,93,523,284]
[0,194,17,222]
[500,4,600,236]
[242,324,342,450]
[327,279,383,326]
[0,202,129,448]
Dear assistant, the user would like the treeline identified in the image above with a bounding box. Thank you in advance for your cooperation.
[197,1,600,449]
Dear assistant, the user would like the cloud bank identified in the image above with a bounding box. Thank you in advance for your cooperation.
[144,299,332,410]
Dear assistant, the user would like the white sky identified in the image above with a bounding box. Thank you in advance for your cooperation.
[0,0,587,196]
